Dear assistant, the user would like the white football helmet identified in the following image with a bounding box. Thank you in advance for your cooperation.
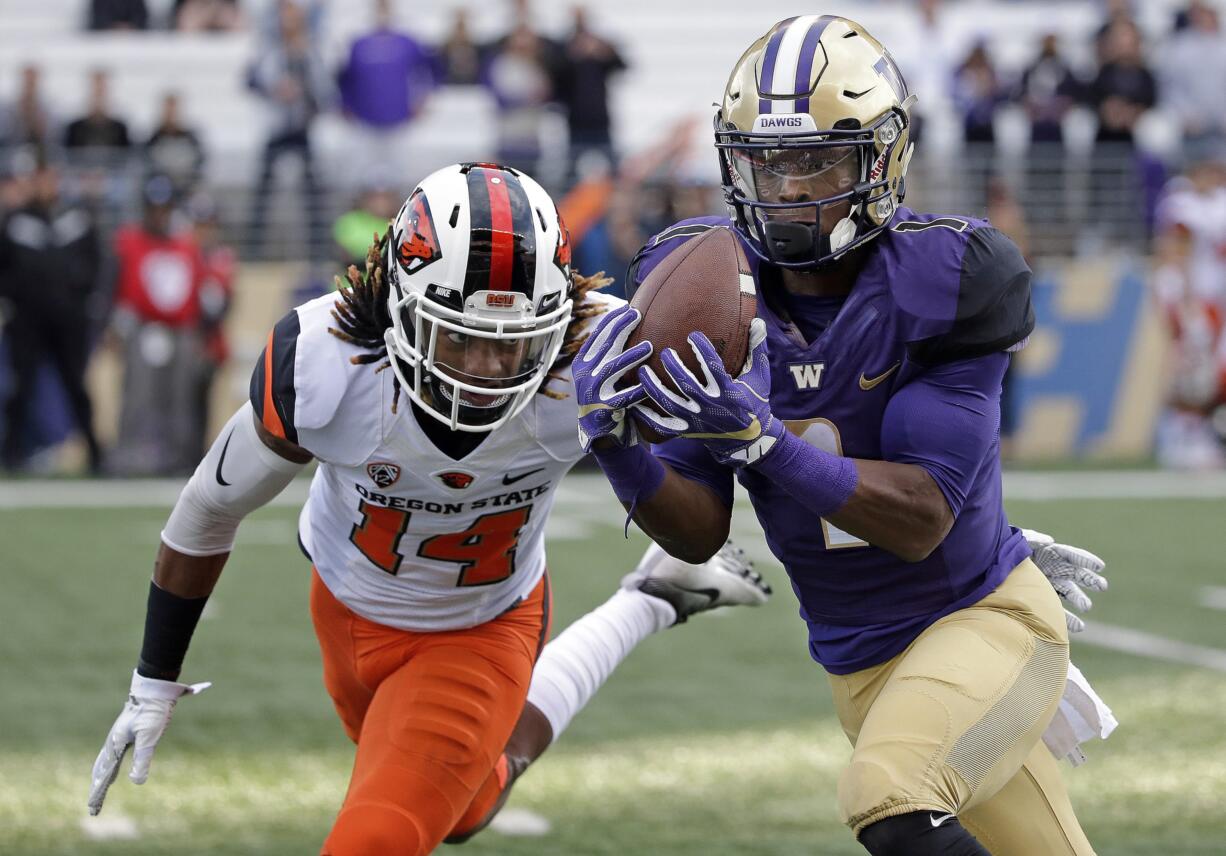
[384,163,574,432]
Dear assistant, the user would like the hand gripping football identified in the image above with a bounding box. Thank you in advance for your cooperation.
[625,227,758,442]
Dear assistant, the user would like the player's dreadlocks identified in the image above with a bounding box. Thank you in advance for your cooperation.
[327,229,612,413]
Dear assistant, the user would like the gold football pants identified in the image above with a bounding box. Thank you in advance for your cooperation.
[827,558,1095,854]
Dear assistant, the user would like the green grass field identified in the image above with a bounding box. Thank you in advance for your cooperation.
[2,473,1224,854]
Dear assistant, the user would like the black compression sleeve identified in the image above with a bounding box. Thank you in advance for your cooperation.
[859,812,991,856]
[137,581,209,681]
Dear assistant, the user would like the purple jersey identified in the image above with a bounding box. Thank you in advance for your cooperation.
[628,210,1034,674]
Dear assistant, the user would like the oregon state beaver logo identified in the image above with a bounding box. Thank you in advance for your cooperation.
[394,191,441,274]
[436,471,475,490]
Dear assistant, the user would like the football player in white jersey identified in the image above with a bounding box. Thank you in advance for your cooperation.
[85,163,770,855]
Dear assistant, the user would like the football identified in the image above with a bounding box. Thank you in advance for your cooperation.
[625,227,758,443]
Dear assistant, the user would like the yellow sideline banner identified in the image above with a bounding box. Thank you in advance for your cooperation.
[1012,258,1169,461]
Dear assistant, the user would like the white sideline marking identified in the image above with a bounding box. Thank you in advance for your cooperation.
[1002,470,1226,501]
[1079,622,1226,673]
[488,807,552,837]
[6,470,1226,509]
[1198,587,1226,611]
[235,519,300,545]
[544,516,593,540]
[0,478,310,509]
[80,813,140,840]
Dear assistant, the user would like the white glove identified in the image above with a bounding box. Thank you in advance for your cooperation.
[1022,529,1108,633]
[87,669,210,816]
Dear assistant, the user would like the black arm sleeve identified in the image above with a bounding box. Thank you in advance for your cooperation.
[906,226,1034,366]
[138,581,208,681]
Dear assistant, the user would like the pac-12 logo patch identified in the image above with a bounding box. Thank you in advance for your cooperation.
[436,471,475,490]
[367,462,402,488]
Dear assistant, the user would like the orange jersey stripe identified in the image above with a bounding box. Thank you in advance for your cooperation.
[262,329,287,440]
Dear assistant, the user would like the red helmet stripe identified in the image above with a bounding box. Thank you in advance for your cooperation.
[484,169,515,291]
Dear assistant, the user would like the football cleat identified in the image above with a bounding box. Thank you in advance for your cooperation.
[623,539,771,624]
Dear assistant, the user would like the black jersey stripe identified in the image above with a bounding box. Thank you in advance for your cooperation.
[248,309,301,445]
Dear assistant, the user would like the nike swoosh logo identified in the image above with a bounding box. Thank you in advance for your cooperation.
[676,585,719,603]
[930,812,956,828]
[859,362,900,391]
[503,467,545,486]
[214,427,235,486]
[683,415,763,442]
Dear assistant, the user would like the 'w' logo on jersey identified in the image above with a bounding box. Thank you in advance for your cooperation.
[788,362,826,390]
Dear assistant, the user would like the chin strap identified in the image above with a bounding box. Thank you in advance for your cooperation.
[828,213,859,254]
[758,194,866,266]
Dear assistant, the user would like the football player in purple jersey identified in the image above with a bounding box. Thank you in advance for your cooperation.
[574,16,1107,856]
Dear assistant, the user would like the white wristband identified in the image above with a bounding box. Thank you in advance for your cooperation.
[130,669,211,699]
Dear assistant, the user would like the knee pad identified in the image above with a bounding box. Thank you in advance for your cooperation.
[324,802,426,856]
[386,654,500,764]
[858,811,991,856]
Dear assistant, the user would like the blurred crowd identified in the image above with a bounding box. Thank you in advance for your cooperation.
[0,0,628,475]
[2,0,1226,474]
[0,154,234,476]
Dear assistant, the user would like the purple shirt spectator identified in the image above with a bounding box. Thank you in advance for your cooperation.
[337,2,435,128]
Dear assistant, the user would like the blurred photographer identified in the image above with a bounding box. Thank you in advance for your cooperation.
[0,152,105,473]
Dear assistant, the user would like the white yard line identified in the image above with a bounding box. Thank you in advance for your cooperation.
[0,478,309,509]
[543,516,595,541]
[0,472,617,509]
[1079,622,1226,673]
[6,470,1226,509]
[80,813,140,840]
[487,807,552,836]
[1198,587,1226,611]
[1002,470,1226,501]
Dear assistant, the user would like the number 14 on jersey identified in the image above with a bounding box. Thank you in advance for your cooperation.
[349,501,533,586]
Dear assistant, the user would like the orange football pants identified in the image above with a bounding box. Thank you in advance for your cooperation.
[310,568,551,856]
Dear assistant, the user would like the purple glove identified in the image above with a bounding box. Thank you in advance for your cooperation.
[635,318,784,467]
[573,304,652,453]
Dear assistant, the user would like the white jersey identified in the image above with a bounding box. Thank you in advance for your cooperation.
[252,291,620,631]
[1156,182,1226,306]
